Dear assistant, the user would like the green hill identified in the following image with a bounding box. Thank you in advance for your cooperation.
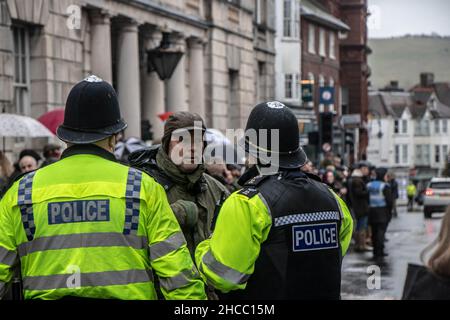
[368,36,450,90]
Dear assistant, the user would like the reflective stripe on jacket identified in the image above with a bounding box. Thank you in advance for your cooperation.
[195,171,353,296]
[0,145,206,300]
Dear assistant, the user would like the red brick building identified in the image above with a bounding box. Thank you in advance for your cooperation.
[339,0,370,160]
[301,0,369,161]
[301,0,349,116]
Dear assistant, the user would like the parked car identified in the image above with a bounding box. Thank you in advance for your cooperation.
[423,177,450,218]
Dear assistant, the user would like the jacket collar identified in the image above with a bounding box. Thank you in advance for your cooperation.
[61,144,117,162]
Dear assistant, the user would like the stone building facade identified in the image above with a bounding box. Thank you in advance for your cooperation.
[0,0,275,155]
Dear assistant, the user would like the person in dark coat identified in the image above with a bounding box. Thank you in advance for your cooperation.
[388,172,399,218]
[367,167,393,260]
[349,163,370,252]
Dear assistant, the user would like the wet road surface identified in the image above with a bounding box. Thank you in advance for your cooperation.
[341,205,444,300]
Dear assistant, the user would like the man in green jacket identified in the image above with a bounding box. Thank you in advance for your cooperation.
[129,112,229,256]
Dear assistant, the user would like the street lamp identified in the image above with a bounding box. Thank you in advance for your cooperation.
[147,32,184,81]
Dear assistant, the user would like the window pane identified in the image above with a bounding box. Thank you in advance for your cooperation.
[430,182,450,189]
[14,54,20,83]
[283,0,291,37]
[435,145,440,162]
[424,145,430,165]
[329,33,335,59]
[283,0,290,18]
[308,25,315,53]
[394,120,399,133]
[319,28,326,56]
[402,119,407,133]
[284,21,291,37]
[402,145,408,163]
[414,120,420,135]
[424,120,430,134]
[285,74,293,98]
[443,120,448,133]
[21,56,26,84]
[294,4,300,38]
[415,145,422,164]
[435,119,440,133]
[20,28,25,55]
[395,145,400,164]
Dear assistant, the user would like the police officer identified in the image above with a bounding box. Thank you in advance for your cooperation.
[0,75,206,300]
[367,167,393,260]
[195,101,353,299]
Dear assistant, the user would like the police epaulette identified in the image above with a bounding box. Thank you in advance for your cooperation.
[244,174,270,187]
[237,186,259,198]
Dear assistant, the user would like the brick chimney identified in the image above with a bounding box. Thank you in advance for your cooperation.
[420,73,434,87]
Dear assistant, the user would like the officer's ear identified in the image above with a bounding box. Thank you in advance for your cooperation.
[108,135,117,152]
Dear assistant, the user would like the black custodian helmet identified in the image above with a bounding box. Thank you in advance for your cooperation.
[56,75,127,144]
[239,101,308,169]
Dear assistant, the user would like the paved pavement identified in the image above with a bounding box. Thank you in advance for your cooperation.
[341,205,444,300]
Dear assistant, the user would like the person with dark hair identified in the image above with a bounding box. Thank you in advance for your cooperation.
[387,172,399,218]
[349,162,371,252]
[6,149,42,185]
[367,167,393,260]
[41,143,62,167]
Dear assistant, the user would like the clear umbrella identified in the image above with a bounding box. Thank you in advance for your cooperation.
[0,113,55,152]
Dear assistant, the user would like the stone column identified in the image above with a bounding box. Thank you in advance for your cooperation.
[90,10,112,83]
[166,35,187,112]
[116,19,141,138]
[188,37,205,117]
[141,31,165,142]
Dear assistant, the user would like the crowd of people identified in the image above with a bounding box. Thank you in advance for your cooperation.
[301,151,400,261]
[0,144,62,196]
[0,75,447,300]
[0,138,244,201]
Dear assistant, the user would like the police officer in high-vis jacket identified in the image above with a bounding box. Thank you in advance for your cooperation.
[195,101,353,299]
[0,75,206,300]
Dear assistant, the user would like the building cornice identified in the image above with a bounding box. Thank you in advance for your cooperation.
[115,0,210,30]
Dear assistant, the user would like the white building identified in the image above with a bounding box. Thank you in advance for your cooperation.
[274,0,301,107]
[367,77,450,197]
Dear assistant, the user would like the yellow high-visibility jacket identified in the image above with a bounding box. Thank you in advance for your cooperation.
[0,144,206,300]
[407,184,416,197]
[195,186,353,294]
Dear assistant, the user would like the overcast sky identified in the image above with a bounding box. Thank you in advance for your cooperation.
[368,0,450,38]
